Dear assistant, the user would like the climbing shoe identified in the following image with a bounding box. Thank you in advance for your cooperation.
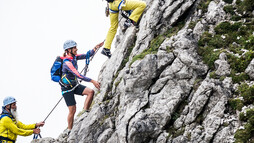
[124,19,139,29]
[77,109,90,116]
[63,129,71,136]
[101,48,112,58]
[133,19,140,28]
[124,19,132,29]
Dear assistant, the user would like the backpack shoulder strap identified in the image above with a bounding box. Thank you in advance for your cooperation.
[63,58,70,63]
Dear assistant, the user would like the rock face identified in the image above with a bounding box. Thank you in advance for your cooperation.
[245,59,254,80]
[32,0,253,143]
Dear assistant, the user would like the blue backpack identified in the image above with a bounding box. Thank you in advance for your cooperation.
[50,56,63,82]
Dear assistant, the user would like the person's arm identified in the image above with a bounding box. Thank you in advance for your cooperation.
[76,41,104,60]
[17,121,44,130]
[63,61,101,89]
[2,117,34,136]
[76,50,94,60]
[63,61,92,82]
[17,121,36,130]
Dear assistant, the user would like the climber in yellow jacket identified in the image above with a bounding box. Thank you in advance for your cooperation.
[0,96,45,143]
[101,0,146,58]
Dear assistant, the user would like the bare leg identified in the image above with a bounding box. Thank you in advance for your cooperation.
[82,87,94,110]
[67,105,76,129]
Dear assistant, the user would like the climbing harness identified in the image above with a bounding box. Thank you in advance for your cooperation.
[121,10,132,20]
[107,0,130,18]
[33,42,103,140]
[0,136,16,143]
[108,0,126,13]
[118,0,126,11]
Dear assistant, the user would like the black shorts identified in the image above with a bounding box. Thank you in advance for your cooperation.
[61,84,86,106]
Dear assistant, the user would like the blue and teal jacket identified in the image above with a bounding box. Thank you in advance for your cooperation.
[61,50,95,86]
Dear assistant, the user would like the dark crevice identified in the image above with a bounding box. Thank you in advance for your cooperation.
[150,55,177,95]
[137,34,149,46]
[125,92,150,143]
[192,88,213,125]
[158,53,176,73]
[163,87,193,131]
[96,94,121,142]
[209,123,222,143]
[102,84,113,102]
[150,0,184,35]
[162,0,197,30]
[186,0,203,21]
[102,35,137,103]
[162,1,186,24]
[125,69,159,142]
[154,131,164,141]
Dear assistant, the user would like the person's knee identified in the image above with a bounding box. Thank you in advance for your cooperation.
[89,90,94,96]
[68,106,76,115]
[141,1,146,9]
[109,26,118,33]
[82,88,94,96]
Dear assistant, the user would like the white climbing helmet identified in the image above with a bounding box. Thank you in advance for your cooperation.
[63,40,77,50]
[3,96,16,107]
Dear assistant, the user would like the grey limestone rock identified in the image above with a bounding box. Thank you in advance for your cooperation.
[245,59,254,79]
[33,0,242,143]
[214,52,231,76]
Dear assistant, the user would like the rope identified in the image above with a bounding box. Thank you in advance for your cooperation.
[81,46,100,76]
[33,42,103,140]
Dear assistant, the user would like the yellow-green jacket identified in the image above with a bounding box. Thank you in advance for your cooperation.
[0,115,35,142]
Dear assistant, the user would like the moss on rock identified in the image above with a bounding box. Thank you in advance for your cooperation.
[235,108,254,143]
[229,98,244,111]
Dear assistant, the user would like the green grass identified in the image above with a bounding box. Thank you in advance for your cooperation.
[233,86,254,142]
[197,45,221,70]
[230,71,249,83]
[231,15,241,21]
[197,1,254,142]
[198,31,213,47]
[164,21,185,38]
[244,35,254,50]
[237,83,254,105]
[197,0,212,13]
[167,127,185,138]
[198,20,254,83]
[214,21,242,35]
[229,99,244,111]
[227,51,254,73]
[234,123,254,143]
[130,35,165,66]
[223,5,235,15]
[188,21,197,29]
[240,109,254,122]
[130,20,185,66]
[235,108,254,143]
[114,77,122,88]
[236,0,254,17]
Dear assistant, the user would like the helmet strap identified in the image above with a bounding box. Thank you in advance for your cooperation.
[70,48,75,57]
[5,104,11,112]
[66,48,75,57]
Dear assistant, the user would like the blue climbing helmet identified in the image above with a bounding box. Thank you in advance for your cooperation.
[3,96,16,107]
[63,40,77,50]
